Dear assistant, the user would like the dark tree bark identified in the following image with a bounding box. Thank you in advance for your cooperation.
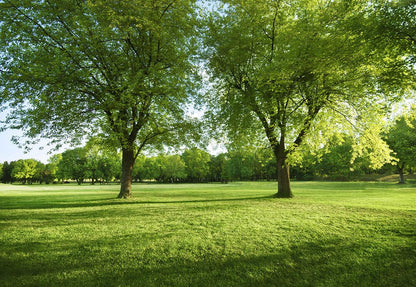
[276,159,293,198]
[273,145,293,198]
[397,163,405,184]
[118,148,135,198]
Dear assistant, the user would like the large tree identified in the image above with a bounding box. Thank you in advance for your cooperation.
[0,0,199,198]
[203,0,407,197]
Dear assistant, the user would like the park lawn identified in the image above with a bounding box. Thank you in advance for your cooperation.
[0,182,415,286]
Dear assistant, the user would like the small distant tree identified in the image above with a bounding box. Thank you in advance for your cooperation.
[384,111,416,184]
[58,148,88,185]
[11,159,40,184]
[226,150,244,181]
[150,154,187,183]
[98,153,121,184]
[85,144,101,185]
[2,161,15,183]
[164,155,187,183]
[182,148,211,182]
[258,148,277,181]
[40,164,56,184]
[313,134,376,180]
[141,157,158,182]
[132,155,147,183]
[240,152,258,181]
[49,154,63,183]
[152,155,167,183]
[209,153,229,183]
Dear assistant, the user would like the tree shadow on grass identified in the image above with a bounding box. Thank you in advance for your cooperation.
[1,236,415,287]
[0,194,274,210]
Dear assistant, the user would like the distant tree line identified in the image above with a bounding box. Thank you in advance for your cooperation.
[4,127,412,185]
[1,159,56,185]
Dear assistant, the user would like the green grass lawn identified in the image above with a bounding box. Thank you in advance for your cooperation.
[0,181,415,286]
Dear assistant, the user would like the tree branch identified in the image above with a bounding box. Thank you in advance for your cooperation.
[160,1,175,19]
[134,127,174,161]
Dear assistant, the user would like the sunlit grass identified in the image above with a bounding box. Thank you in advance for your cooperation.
[0,182,415,286]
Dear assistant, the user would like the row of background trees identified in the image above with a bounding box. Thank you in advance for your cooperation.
[2,108,415,185]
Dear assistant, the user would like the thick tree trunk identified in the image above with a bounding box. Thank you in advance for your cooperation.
[118,148,135,198]
[273,147,294,198]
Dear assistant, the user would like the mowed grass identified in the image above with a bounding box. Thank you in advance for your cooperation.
[0,182,415,287]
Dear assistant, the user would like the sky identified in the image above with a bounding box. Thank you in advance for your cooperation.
[0,130,53,163]
[0,110,62,163]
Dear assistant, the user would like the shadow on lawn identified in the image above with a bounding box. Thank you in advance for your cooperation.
[1,236,415,287]
[134,244,416,287]
[0,194,274,210]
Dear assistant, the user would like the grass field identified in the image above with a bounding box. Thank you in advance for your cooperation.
[0,181,415,286]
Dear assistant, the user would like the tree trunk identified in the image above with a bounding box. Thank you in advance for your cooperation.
[118,148,135,198]
[273,146,294,198]
[398,163,405,184]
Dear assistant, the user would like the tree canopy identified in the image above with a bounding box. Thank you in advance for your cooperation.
[202,0,412,197]
[0,0,200,197]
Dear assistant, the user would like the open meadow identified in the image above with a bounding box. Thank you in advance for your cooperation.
[0,181,415,286]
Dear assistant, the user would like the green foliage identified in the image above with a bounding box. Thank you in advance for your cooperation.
[368,0,416,85]
[1,161,15,183]
[153,154,188,183]
[97,154,122,183]
[0,0,201,196]
[52,145,121,184]
[225,147,276,181]
[182,148,211,182]
[386,111,416,167]
[58,148,88,185]
[1,134,400,185]
[209,153,230,183]
[132,155,146,182]
[293,133,378,181]
[0,182,415,286]
[202,0,411,196]
[10,159,42,184]
[384,108,416,183]
[132,154,188,183]
[48,154,63,182]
